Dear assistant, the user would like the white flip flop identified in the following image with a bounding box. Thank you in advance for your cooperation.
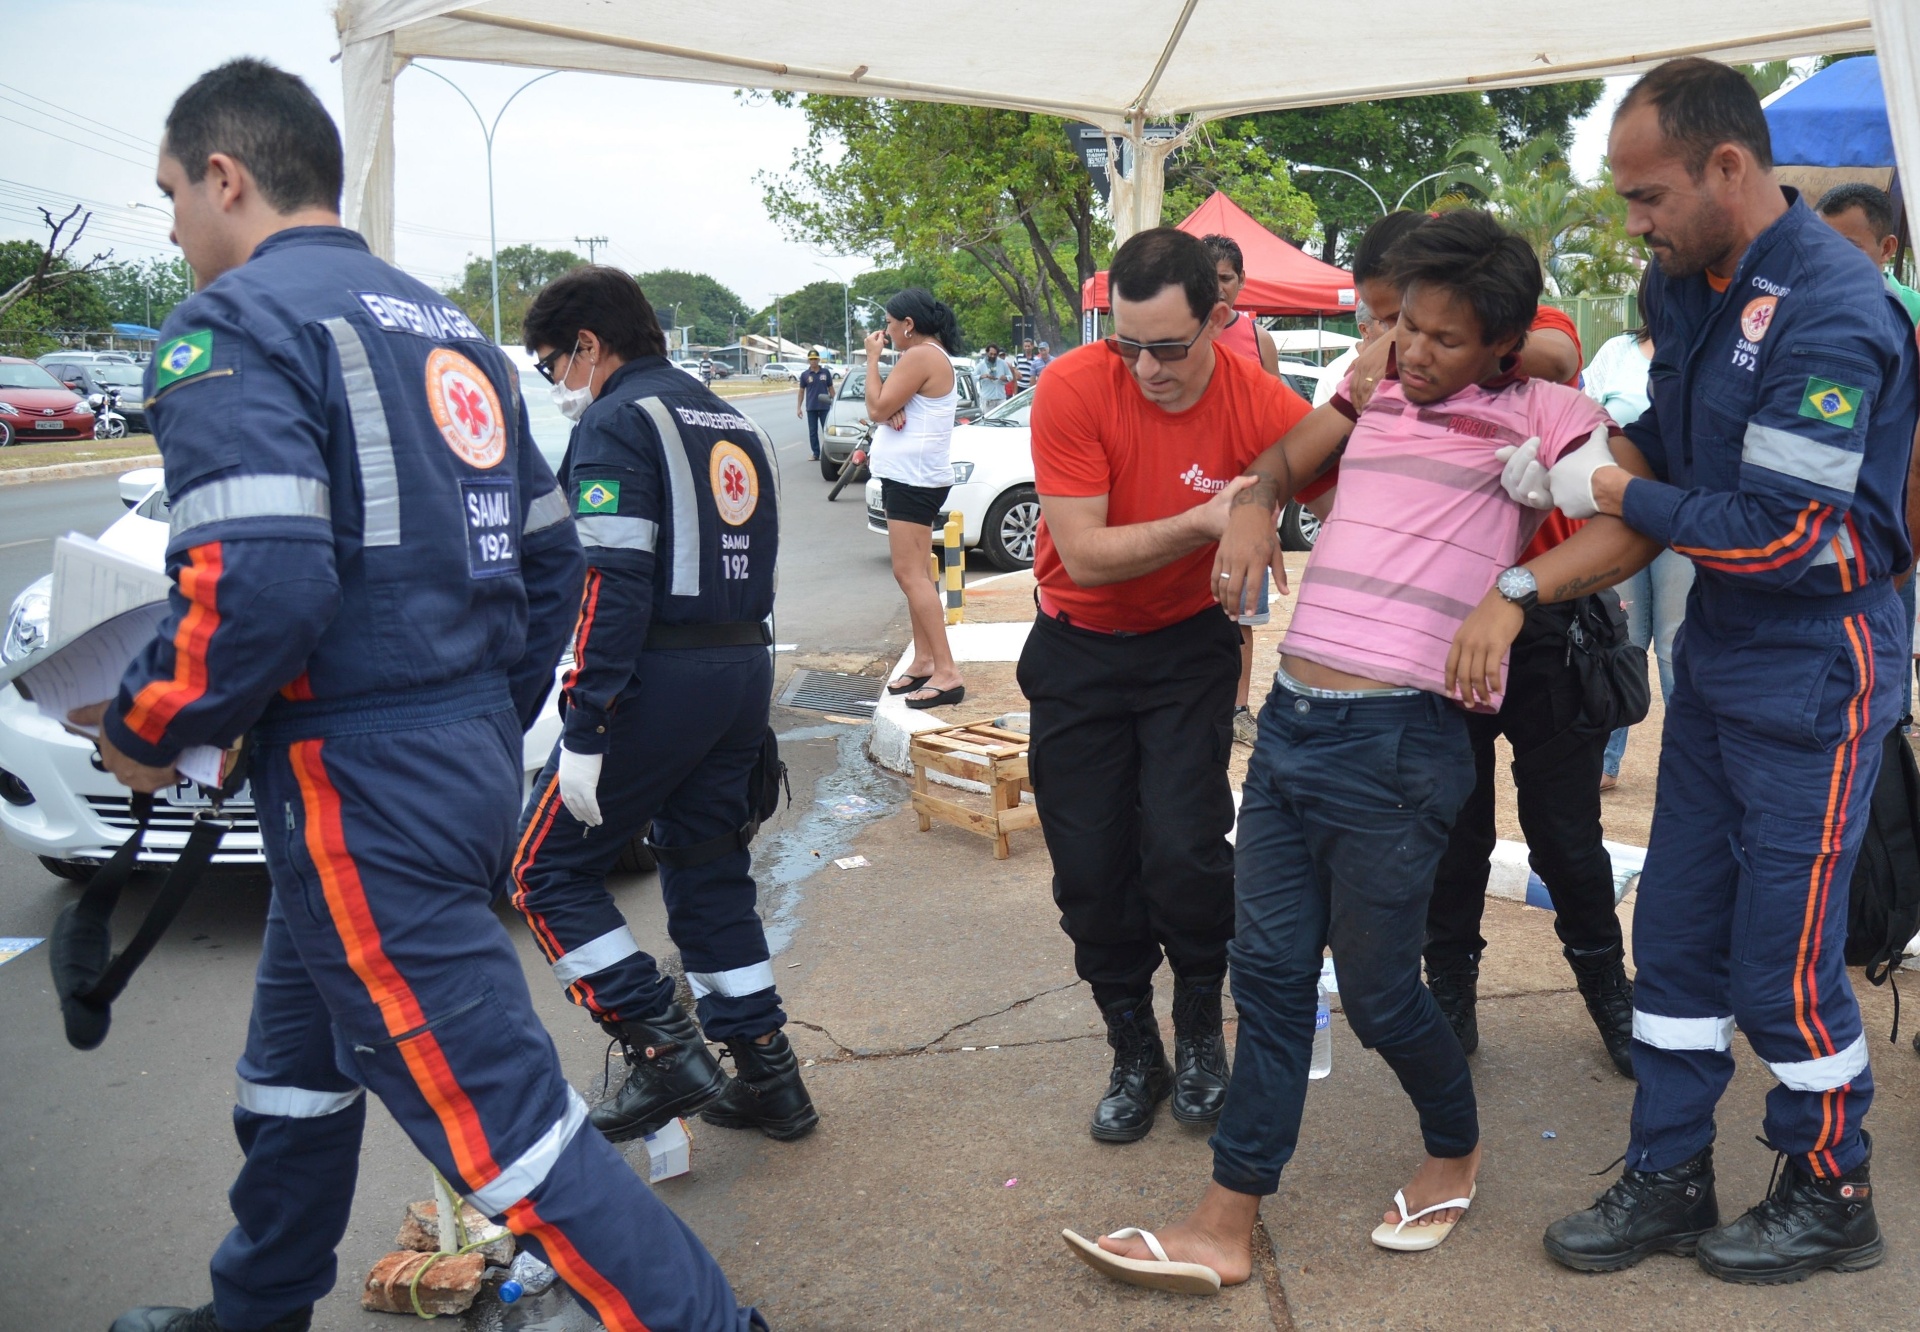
[1062,1227,1223,1294]
[1369,1185,1476,1252]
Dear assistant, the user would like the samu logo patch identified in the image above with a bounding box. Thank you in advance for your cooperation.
[1800,377,1863,429]
[578,480,620,514]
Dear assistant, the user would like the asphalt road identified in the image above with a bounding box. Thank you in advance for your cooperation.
[0,391,908,1329]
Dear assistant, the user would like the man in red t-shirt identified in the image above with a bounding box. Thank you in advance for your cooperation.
[1019,228,1310,1145]
[1301,210,1634,1078]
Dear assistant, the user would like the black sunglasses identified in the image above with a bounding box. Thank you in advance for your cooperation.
[1104,323,1210,363]
[533,347,566,383]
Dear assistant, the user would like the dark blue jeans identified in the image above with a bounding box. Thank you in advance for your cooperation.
[805,407,829,456]
[1212,684,1479,1196]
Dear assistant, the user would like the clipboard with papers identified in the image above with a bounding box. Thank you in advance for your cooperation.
[1,533,232,788]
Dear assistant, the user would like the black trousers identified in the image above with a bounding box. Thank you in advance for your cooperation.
[1017,605,1240,1009]
[1425,631,1621,968]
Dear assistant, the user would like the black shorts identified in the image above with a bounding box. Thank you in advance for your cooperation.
[880,478,951,527]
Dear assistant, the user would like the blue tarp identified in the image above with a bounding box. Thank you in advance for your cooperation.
[110,321,161,339]
[1764,56,1896,170]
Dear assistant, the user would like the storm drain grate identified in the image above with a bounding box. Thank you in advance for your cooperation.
[778,669,886,717]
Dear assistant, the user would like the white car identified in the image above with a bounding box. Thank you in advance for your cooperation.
[0,348,580,880]
[761,361,802,381]
[865,388,1040,570]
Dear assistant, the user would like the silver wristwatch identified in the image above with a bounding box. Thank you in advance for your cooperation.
[1495,565,1538,612]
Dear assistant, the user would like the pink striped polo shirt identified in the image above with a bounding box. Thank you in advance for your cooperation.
[1280,370,1611,708]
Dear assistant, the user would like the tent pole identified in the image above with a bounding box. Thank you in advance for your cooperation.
[1130,108,1145,241]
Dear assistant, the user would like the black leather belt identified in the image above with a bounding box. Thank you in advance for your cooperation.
[643,621,773,650]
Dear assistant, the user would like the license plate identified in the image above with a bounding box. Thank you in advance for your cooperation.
[165,780,251,808]
[35,419,62,430]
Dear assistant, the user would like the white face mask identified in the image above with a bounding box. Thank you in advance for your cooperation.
[549,339,596,422]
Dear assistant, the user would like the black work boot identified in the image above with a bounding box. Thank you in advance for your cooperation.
[1543,1146,1718,1271]
[1168,972,1231,1125]
[591,1003,729,1143]
[111,1305,311,1332]
[1566,944,1636,1079]
[1695,1135,1884,1284]
[701,1029,821,1141]
[1090,993,1172,1143]
[1426,956,1479,1057]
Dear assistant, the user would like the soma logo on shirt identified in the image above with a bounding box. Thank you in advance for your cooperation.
[1178,463,1230,494]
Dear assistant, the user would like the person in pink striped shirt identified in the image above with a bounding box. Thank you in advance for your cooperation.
[1067,210,1661,1294]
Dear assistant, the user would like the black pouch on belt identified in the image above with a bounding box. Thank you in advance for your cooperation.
[48,745,244,1050]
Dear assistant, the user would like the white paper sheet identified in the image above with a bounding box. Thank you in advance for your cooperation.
[49,533,171,643]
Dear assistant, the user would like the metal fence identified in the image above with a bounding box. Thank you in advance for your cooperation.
[1542,294,1633,366]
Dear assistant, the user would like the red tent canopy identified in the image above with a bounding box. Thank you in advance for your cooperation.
[1081,192,1356,317]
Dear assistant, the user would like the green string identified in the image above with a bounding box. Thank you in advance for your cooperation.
[406,1170,502,1320]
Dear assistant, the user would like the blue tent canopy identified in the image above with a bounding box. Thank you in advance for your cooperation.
[1764,56,1896,170]
[111,322,162,339]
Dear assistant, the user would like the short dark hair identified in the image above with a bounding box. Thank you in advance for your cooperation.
[1616,57,1773,177]
[1817,182,1897,238]
[1385,209,1541,347]
[164,59,343,213]
[1351,211,1432,287]
[884,287,959,354]
[522,266,667,360]
[1109,227,1220,321]
[1200,233,1244,278]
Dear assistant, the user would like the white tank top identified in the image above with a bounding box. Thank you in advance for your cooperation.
[871,375,958,488]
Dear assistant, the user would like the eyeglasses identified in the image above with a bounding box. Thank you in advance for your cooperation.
[1104,323,1210,363]
[533,348,567,384]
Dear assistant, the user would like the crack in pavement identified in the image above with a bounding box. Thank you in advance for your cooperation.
[1252,1216,1296,1331]
[790,980,1088,1062]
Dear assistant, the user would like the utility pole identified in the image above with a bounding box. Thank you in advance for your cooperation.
[574,235,608,264]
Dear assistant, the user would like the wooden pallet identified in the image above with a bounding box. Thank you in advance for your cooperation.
[908,719,1038,860]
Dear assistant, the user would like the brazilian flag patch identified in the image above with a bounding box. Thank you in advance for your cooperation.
[154,330,213,390]
[578,480,620,514]
[1800,376,1862,428]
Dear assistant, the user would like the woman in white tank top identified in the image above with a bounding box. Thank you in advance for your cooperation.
[864,289,965,710]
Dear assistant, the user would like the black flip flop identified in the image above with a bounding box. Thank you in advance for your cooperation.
[887,674,932,696]
[904,685,965,711]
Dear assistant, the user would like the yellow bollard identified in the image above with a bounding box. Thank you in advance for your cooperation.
[941,510,965,624]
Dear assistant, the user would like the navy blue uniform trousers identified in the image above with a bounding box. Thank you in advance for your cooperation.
[217,699,760,1332]
[1629,581,1903,1180]
[512,645,782,1041]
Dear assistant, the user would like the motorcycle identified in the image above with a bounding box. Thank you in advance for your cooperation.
[88,387,128,440]
[826,419,872,502]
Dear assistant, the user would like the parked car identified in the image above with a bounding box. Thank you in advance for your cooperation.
[697,358,733,380]
[0,357,96,445]
[819,358,981,480]
[39,359,149,432]
[0,465,572,879]
[34,350,137,367]
[497,344,573,469]
[760,361,802,381]
[1272,360,1334,550]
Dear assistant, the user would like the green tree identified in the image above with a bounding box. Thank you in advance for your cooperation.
[631,268,752,347]
[754,279,851,352]
[95,257,193,328]
[761,96,1106,348]
[1438,135,1642,297]
[1738,61,1798,100]
[1162,121,1319,241]
[1485,83,1606,153]
[442,243,584,343]
[0,238,110,332]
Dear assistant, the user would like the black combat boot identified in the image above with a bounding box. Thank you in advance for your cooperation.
[1090,993,1172,1143]
[1542,1146,1718,1271]
[1695,1135,1884,1284]
[1426,955,1479,1057]
[701,1029,820,1141]
[1566,944,1636,1078]
[111,1305,311,1332]
[591,1003,729,1143]
[1169,972,1231,1125]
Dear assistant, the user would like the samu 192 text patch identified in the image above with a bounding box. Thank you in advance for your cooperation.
[578,479,620,514]
[1800,377,1863,429]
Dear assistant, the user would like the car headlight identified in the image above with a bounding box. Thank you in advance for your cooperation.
[0,401,17,414]
[2,576,52,665]
[825,423,858,438]
[950,462,975,483]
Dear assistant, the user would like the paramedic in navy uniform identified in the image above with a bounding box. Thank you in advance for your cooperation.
[92,62,764,1332]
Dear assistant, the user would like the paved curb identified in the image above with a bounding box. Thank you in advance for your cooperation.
[0,453,160,487]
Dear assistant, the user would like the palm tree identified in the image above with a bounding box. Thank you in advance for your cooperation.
[1433,134,1605,296]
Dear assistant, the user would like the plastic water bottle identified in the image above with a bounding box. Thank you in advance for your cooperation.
[1309,979,1333,1079]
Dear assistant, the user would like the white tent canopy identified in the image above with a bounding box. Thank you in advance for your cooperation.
[335,0,1920,262]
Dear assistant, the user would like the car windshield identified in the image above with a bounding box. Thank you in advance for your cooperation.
[0,363,65,390]
[95,365,145,387]
[838,369,875,400]
[979,387,1035,424]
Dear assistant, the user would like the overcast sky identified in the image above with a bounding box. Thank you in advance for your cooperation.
[4,0,1629,311]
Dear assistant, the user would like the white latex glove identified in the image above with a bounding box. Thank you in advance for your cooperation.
[1546,425,1617,520]
[1493,436,1553,509]
[557,747,604,827]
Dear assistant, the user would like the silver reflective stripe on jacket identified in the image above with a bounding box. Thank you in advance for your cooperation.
[576,514,658,552]
[170,473,331,545]
[523,485,572,536]
[636,396,702,597]
[465,1087,589,1215]
[235,1076,365,1118]
[321,317,401,547]
[1742,421,1863,495]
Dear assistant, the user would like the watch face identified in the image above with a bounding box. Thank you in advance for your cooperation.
[1498,567,1534,600]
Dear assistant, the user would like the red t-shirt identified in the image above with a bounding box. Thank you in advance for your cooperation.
[1298,305,1585,561]
[1031,341,1312,633]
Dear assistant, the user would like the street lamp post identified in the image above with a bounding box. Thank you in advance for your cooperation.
[412,64,562,346]
[1292,163,1388,217]
[1394,171,1453,211]
[813,260,852,365]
